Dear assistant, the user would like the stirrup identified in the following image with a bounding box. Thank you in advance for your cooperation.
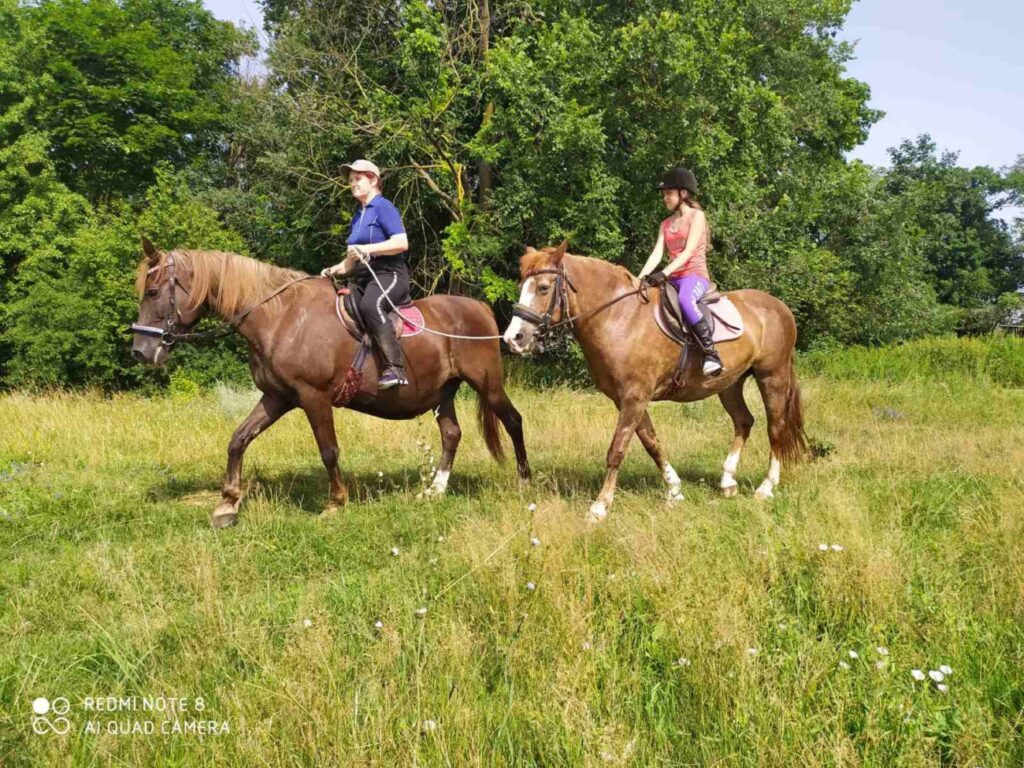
[702,358,723,376]
[378,370,408,390]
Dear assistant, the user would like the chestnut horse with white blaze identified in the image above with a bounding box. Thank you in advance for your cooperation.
[131,238,530,528]
[503,241,805,522]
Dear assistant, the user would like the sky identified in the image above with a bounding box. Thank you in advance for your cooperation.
[203,0,1023,174]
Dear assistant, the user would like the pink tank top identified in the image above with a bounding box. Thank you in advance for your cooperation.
[661,213,709,279]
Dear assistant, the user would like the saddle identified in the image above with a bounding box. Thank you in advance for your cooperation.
[330,284,424,408]
[653,281,744,390]
[654,281,744,346]
[336,287,424,341]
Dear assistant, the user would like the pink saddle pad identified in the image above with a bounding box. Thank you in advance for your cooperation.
[655,296,744,344]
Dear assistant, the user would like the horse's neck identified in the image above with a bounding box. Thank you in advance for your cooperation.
[564,254,640,337]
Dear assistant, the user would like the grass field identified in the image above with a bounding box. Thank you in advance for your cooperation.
[1,339,1023,766]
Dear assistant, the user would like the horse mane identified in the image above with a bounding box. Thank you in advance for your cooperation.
[136,250,310,320]
[519,246,636,288]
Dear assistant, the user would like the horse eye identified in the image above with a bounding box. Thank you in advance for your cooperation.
[146,288,159,298]
[537,284,551,294]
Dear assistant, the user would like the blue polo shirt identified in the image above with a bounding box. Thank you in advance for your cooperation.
[347,195,407,251]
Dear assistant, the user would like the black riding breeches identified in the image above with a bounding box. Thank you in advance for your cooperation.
[354,264,411,332]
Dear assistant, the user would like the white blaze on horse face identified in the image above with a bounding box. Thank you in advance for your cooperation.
[503,277,538,353]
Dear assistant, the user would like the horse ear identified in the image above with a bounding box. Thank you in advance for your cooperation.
[551,239,569,264]
[141,236,158,261]
[524,246,538,255]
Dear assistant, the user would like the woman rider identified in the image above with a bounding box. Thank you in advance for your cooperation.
[321,159,411,389]
[637,166,723,376]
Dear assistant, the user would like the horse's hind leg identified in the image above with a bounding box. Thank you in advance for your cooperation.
[213,392,294,529]
[752,364,802,500]
[488,387,531,483]
[420,383,461,498]
[463,359,531,483]
[635,410,683,501]
[717,376,755,497]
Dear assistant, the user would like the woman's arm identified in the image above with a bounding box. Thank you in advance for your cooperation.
[662,210,706,275]
[637,230,666,279]
[351,233,409,258]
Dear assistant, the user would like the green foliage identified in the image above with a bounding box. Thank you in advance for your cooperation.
[799,335,1024,388]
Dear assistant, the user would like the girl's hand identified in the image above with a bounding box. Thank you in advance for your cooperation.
[347,245,369,263]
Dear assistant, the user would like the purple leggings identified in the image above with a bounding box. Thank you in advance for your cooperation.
[669,275,710,326]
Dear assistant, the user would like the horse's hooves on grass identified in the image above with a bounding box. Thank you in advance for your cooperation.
[585,501,608,524]
[318,505,343,521]
[211,513,238,530]
[754,488,774,501]
[721,485,739,498]
[666,489,684,503]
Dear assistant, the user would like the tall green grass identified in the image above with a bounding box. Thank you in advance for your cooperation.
[1,341,1022,766]
[800,335,1024,388]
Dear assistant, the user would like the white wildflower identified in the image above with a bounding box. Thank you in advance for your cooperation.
[530,536,541,547]
[831,544,844,552]
[675,657,691,668]
[911,669,926,681]
[939,664,953,676]
[390,546,400,556]
[848,650,859,660]
[421,719,437,733]
[928,669,944,682]
[875,661,886,670]
[377,470,384,478]
[838,661,850,670]
[526,581,536,591]
[302,618,313,628]
[373,620,383,630]
[937,684,949,694]
[437,535,445,543]
[747,647,758,657]
[818,543,829,551]
[778,623,787,631]
[415,606,427,618]
[582,640,593,651]
[527,503,537,512]
[876,646,889,656]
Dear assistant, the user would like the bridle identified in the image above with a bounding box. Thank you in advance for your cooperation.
[511,261,648,339]
[510,265,578,334]
[130,252,315,347]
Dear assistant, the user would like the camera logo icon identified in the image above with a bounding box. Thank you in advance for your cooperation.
[31,697,71,735]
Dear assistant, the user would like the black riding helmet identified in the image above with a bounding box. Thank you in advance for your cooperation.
[656,167,698,195]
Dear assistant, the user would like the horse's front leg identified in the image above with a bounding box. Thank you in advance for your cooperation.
[213,392,294,529]
[587,396,649,523]
[301,393,349,516]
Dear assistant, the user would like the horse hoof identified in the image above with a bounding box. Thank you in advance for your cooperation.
[666,489,684,503]
[721,485,738,498]
[754,481,774,501]
[318,504,342,521]
[416,486,445,500]
[211,513,237,529]
[586,501,608,524]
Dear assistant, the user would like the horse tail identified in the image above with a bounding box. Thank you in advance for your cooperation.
[778,357,807,465]
[476,387,506,462]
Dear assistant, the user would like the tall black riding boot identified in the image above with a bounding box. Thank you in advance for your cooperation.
[690,316,723,376]
[371,323,408,389]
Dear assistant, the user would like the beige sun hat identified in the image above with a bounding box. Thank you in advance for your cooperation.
[339,159,382,179]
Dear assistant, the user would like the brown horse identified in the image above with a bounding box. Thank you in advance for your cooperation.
[503,241,805,522]
[131,238,530,528]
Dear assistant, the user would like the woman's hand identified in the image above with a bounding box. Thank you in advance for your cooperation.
[347,245,370,263]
